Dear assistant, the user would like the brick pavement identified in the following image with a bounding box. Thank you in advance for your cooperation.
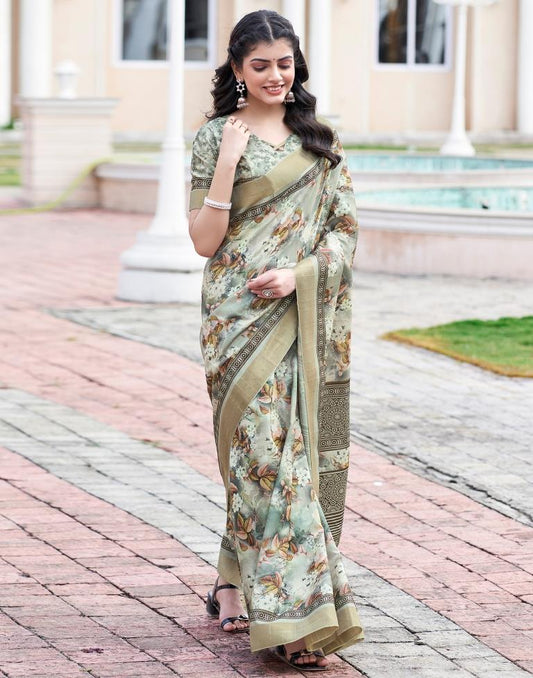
[54,276,533,525]
[0,210,532,677]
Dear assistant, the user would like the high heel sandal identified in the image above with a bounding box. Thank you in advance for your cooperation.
[206,577,249,633]
[275,645,328,671]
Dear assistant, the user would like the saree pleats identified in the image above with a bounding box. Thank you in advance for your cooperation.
[191,116,363,654]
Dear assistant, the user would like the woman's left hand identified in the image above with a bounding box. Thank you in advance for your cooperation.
[246,268,296,299]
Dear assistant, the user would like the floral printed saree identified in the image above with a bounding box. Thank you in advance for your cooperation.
[189,116,364,654]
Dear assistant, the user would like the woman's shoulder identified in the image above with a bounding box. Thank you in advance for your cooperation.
[192,116,228,146]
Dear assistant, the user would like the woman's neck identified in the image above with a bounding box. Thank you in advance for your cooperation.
[237,100,286,125]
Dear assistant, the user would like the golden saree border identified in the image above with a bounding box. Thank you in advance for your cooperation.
[189,147,321,215]
[296,251,351,545]
[217,539,241,590]
[216,299,298,488]
[294,256,322,492]
[230,147,317,214]
[248,592,364,653]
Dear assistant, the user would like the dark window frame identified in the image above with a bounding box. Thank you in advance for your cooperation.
[376,0,451,70]
[117,0,215,66]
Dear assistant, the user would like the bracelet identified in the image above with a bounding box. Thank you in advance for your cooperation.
[204,196,232,210]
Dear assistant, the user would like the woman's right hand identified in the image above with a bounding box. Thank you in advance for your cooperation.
[219,116,251,167]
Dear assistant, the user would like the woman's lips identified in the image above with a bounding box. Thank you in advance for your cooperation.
[264,85,284,95]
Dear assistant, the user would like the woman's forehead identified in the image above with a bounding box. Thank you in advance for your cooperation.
[245,39,294,61]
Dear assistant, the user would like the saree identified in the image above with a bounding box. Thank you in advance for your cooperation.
[189,116,364,654]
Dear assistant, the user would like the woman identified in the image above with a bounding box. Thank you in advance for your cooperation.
[188,10,363,671]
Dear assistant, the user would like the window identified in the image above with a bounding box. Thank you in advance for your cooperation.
[120,0,212,63]
[377,0,450,67]
[185,1,209,61]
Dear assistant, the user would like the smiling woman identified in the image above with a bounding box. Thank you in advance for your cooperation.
[187,8,363,672]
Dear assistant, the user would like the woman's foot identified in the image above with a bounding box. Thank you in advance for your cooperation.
[208,577,249,632]
[280,639,328,670]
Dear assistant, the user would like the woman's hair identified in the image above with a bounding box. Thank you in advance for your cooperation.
[208,10,340,167]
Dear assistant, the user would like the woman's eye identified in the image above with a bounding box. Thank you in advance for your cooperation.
[253,67,266,72]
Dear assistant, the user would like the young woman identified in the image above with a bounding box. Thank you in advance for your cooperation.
[188,9,363,671]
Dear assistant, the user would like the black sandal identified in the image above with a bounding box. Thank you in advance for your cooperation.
[275,645,328,671]
[206,577,249,633]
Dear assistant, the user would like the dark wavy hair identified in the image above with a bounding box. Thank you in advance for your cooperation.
[207,10,340,167]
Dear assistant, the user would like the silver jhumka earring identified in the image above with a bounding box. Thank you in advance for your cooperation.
[236,79,248,109]
[284,90,296,104]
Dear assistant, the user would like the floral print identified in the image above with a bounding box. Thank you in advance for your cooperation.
[190,116,363,654]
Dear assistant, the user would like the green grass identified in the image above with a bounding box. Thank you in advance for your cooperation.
[383,316,533,377]
[0,155,20,186]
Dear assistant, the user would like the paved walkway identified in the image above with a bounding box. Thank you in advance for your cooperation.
[57,274,533,525]
[0,210,532,677]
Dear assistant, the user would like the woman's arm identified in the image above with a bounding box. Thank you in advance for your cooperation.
[189,118,250,258]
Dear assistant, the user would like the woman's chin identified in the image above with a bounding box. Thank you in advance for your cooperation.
[258,94,286,106]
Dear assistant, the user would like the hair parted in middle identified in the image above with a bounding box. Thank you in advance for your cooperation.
[207,9,341,167]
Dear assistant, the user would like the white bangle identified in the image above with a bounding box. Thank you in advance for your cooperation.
[204,196,232,210]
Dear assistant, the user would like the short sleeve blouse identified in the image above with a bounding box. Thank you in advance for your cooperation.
[189,116,302,210]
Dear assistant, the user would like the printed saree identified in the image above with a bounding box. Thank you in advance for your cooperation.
[189,116,364,654]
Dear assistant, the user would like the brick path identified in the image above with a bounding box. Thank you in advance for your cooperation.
[0,210,532,677]
[55,277,533,525]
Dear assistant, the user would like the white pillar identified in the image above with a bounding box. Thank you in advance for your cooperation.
[117,0,203,303]
[440,3,475,156]
[283,0,306,54]
[19,0,53,97]
[0,0,11,126]
[308,0,331,115]
[518,0,533,135]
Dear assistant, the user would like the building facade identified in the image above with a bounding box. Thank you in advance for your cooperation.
[3,0,533,140]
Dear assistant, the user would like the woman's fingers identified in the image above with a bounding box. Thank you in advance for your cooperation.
[220,118,251,163]
[247,270,277,288]
[246,269,296,297]
[225,117,250,135]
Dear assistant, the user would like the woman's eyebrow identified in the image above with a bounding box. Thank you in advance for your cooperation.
[249,55,294,63]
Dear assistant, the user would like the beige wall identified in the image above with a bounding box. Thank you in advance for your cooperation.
[469,0,518,133]
[10,0,522,137]
[53,0,101,99]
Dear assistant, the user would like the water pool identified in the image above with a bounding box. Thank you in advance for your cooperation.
[357,186,533,213]
[347,154,533,173]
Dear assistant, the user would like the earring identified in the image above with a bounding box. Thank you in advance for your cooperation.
[284,90,296,104]
[236,79,248,109]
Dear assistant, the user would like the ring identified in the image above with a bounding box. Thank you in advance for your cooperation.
[262,289,274,298]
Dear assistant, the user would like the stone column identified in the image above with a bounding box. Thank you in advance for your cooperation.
[18,98,117,207]
[117,0,204,303]
[436,0,498,155]
[19,0,53,98]
[282,0,306,54]
[0,0,11,127]
[518,0,533,135]
[308,0,331,116]
[440,3,475,155]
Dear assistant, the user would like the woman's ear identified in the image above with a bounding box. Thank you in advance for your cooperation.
[231,61,241,81]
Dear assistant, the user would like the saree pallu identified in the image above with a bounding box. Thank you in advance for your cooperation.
[190,122,364,654]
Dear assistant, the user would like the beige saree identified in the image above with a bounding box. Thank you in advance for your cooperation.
[190,116,364,654]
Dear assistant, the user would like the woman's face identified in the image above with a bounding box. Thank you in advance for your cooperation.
[235,39,295,108]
